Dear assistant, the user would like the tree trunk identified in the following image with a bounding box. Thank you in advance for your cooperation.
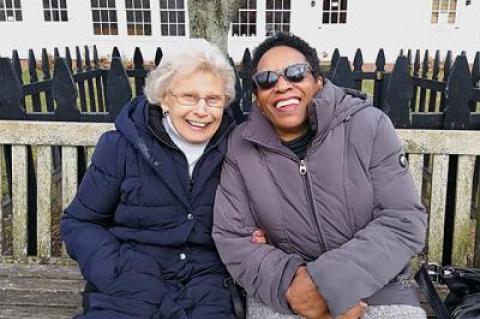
[187,0,241,55]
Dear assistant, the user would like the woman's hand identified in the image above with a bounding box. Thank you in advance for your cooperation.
[251,229,267,244]
[286,266,330,319]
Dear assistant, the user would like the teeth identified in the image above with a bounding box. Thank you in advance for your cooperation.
[187,120,207,127]
[275,98,300,108]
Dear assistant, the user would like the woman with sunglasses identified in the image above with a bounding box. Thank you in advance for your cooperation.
[61,40,238,318]
[213,33,427,319]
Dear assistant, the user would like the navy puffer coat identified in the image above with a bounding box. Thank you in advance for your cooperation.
[61,96,235,319]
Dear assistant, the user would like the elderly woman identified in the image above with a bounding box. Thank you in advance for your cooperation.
[61,40,237,319]
[213,33,427,319]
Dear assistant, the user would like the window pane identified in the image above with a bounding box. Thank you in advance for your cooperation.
[240,25,247,35]
[322,12,329,23]
[161,24,168,35]
[284,0,290,9]
[52,0,59,8]
[135,10,143,21]
[15,9,21,20]
[448,12,455,23]
[127,25,135,35]
[249,11,256,23]
[143,0,150,8]
[274,0,281,9]
[168,0,175,8]
[100,0,107,7]
[431,12,438,23]
[6,9,12,16]
[93,23,101,34]
[60,0,67,8]
[126,10,133,21]
[91,0,98,7]
[144,10,150,22]
[125,0,132,7]
[340,0,347,11]
[6,0,12,8]
[101,10,108,20]
[232,24,239,35]
[144,23,151,35]
[136,25,144,35]
[275,11,281,23]
[266,11,272,22]
[159,0,167,9]
[331,12,338,23]
[323,0,330,11]
[249,0,256,9]
[134,0,141,7]
[178,23,185,35]
[43,0,49,9]
[44,10,51,20]
[178,11,184,22]
[110,10,117,21]
[331,0,339,10]
[284,24,289,32]
[450,0,456,11]
[160,11,167,22]
[266,0,273,9]
[240,11,246,23]
[169,24,177,35]
[101,23,109,34]
[13,0,19,7]
[169,10,176,22]
[440,0,448,11]
[92,10,99,21]
[340,11,346,23]
[111,23,118,34]
[283,11,290,23]
[108,0,115,7]
[249,24,256,36]
[53,10,59,21]
[432,0,439,10]
[61,10,67,20]
[176,0,183,9]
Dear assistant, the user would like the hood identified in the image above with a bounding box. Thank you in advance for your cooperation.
[242,80,370,150]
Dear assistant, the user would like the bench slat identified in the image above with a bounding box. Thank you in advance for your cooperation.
[452,155,476,266]
[36,146,52,259]
[61,146,78,257]
[429,154,449,263]
[12,145,28,258]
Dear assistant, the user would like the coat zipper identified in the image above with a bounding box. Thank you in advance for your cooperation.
[299,159,327,253]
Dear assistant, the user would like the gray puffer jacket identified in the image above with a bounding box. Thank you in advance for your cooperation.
[212,81,427,317]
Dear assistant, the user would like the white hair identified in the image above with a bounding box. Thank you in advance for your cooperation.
[144,39,236,107]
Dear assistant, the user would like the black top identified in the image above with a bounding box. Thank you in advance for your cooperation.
[282,126,316,159]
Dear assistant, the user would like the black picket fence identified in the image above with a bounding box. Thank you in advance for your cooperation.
[1,45,480,263]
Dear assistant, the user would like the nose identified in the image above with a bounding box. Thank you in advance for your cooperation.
[194,99,208,114]
[275,74,292,92]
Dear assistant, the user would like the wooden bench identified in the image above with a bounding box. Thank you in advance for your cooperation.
[0,121,478,318]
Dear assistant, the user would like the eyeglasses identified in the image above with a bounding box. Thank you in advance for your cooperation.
[169,91,226,109]
[252,63,312,90]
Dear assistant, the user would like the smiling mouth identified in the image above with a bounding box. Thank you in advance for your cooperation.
[186,120,208,128]
[275,98,300,109]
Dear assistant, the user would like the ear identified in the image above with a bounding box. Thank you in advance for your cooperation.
[316,76,324,90]
[159,94,171,113]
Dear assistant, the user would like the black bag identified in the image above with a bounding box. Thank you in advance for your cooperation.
[415,262,480,319]
[224,277,247,319]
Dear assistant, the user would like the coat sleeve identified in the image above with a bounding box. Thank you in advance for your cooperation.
[306,114,427,316]
[213,149,305,315]
[61,131,126,291]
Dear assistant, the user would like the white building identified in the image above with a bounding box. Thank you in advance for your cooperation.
[0,0,478,63]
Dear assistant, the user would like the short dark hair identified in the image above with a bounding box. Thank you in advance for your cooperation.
[252,32,322,79]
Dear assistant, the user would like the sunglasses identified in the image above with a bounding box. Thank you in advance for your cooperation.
[252,63,312,90]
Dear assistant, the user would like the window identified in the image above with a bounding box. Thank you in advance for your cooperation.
[159,0,186,36]
[125,0,151,35]
[0,0,22,22]
[231,0,256,36]
[43,0,68,22]
[322,0,347,24]
[265,0,290,36]
[431,0,457,24]
[91,0,118,35]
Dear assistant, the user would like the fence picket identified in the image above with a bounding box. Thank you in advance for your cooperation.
[84,46,97,112]
[76,46,87,112]
[418,50,429,112]
[28,50,41,112]
[42,48,55,112]
[373,49,386,107]
[428,50,441,112]
[106,58,132,118]
[93,45,105,112]
[330,56,354,89]
[440,51,453,111]
[384,56,411,127]
[353,48,363,91]
[133,47,145,96]
[52,58,80,121]
[444,55,472,129]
